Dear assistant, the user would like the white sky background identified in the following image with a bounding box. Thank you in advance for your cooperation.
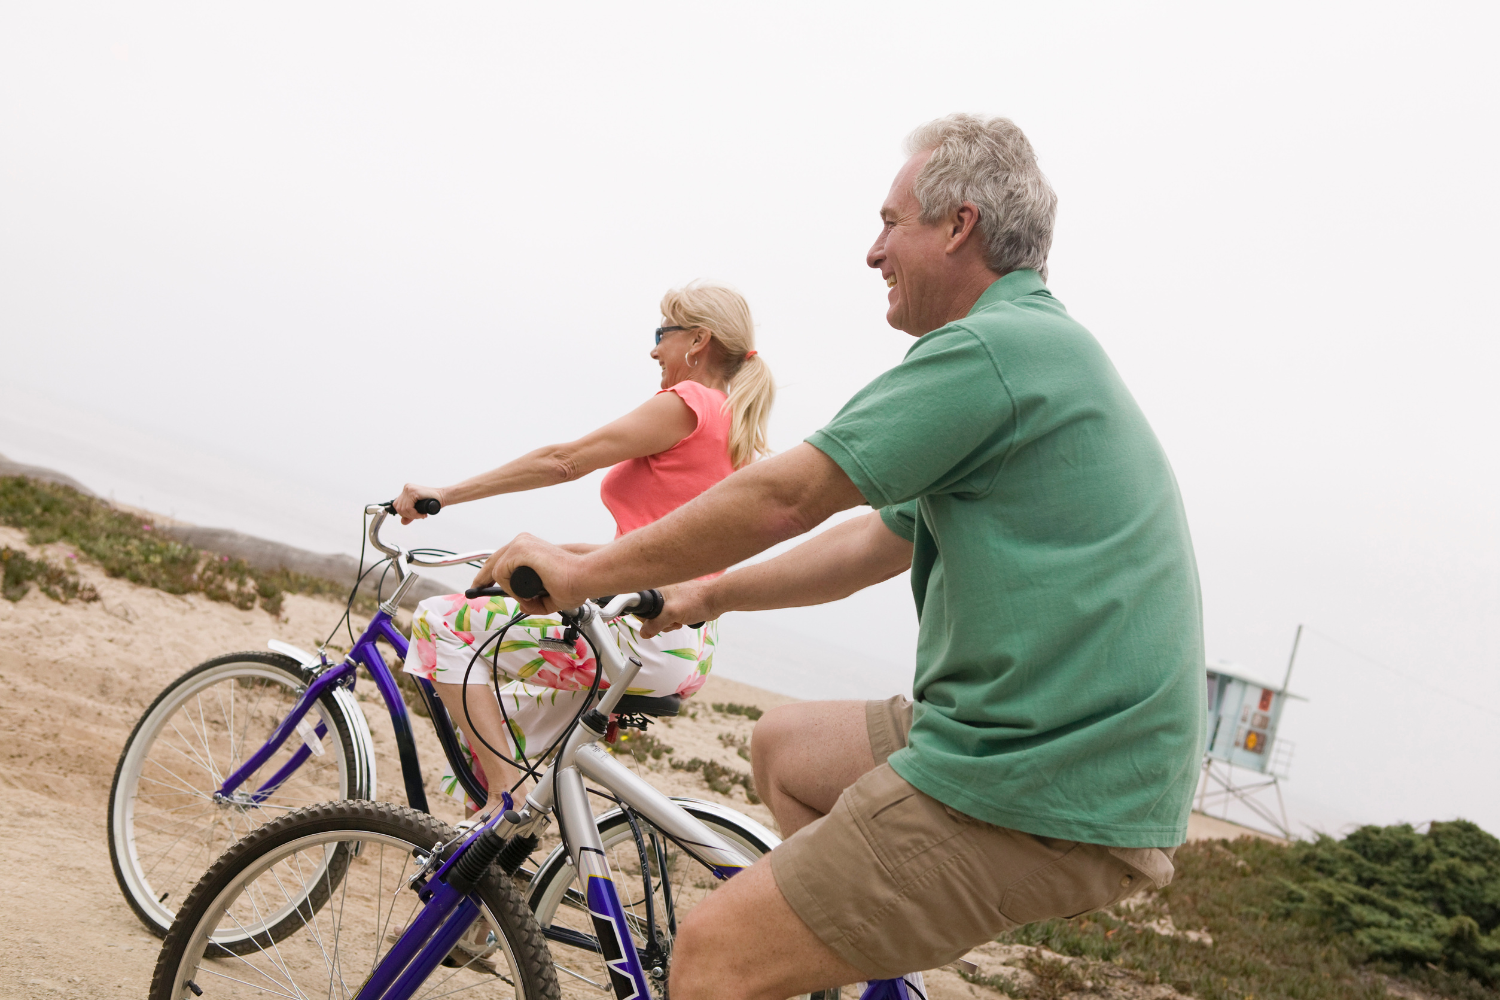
[1,2,1496,837]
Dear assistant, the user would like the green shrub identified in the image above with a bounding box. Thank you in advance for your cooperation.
[0,475,361,616]
[1287,820,1500,986]
[612,730,673,762]
[712,702,763,721]
[670,756,760,803]
[1003,823,1500,1000]
[1,546,99,603]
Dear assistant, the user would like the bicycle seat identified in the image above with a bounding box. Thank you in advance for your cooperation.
[611,693,682,718]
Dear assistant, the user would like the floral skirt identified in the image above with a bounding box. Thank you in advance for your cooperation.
[405,592,715,785]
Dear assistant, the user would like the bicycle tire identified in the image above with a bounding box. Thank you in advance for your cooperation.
[109,651,367,939]
[528,798,839,999]
[149,800,560,1000]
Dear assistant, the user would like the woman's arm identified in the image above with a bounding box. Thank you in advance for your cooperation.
[394,391,698,522]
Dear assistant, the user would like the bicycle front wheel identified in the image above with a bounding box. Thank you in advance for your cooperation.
[149,801,559,1000]
[109,651,368,938]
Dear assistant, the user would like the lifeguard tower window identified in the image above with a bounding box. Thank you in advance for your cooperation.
[1205,667,1300,777]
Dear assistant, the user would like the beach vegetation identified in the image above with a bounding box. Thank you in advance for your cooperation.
[1,545,99,603]
[0,475,361,617]
[1001,820,1500,1000]
[712,701,763,721]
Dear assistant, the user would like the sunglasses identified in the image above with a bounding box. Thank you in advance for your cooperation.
[654,325,687,345]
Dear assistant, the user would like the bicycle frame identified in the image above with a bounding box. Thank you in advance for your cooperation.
[214,611,437,811]
[214,506,495,817]
[356,595,757,1000]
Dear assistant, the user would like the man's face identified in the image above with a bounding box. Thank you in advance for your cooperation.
[866,149,954,336]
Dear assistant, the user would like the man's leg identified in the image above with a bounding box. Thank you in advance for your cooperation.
[750,700,875,836]
[669,855,866,1000]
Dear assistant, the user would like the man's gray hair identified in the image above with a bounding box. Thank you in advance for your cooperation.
[904,114,1057,282]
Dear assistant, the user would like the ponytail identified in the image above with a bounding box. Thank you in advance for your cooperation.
[724,353,774,468]
[659,281,775,468]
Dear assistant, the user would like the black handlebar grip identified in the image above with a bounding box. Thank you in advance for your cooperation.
[381,497,442,516]
[465,585,507,600]
[632,589,664,620]
[508,566,546,600]
[689,621,706,629]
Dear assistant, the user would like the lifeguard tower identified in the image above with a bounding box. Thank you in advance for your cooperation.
[1197,627,1308,838]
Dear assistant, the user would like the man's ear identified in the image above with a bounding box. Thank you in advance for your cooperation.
[945,202,982,254]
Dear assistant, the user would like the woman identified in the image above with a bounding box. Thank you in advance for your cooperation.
[393,282,772,815]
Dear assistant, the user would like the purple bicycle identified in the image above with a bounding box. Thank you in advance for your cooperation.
[107,500,501,938]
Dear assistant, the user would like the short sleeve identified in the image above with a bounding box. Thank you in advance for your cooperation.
[806,325,1014,509]
[663,381,720,430]
[880,500,919,542]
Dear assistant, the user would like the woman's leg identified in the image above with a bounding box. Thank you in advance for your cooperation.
[408,597,718,808]
[435,681,524,812]
[407,592,562,813]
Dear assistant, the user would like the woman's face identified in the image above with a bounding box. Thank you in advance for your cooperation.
[650,323,704,389]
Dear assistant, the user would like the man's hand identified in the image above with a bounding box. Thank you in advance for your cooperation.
[639,579,719,638]
[393,483,445,525]
[474,533,587,614]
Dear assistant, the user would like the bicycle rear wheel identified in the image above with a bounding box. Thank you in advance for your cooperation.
[528,798,839,999]
[149,801,558,1000]
[109,651,368,938]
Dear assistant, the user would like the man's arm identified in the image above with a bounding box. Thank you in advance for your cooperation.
[476,443,866,612]
[638,511,912,637]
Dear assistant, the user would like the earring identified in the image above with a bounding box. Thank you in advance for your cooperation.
[686,353,697,368]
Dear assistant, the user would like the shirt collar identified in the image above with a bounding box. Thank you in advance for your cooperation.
[967,269,1046,316]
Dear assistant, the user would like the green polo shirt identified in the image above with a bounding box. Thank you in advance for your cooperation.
[807,270,1204,847]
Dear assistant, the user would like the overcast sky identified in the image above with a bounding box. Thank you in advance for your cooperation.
[2,2,1495,837]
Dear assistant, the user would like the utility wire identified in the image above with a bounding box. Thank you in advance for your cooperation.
[1304,625,1500,720]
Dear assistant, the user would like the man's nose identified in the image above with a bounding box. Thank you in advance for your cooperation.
[866,236,885,269]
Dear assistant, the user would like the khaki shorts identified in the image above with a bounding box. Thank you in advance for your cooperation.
[769,695,1179,979]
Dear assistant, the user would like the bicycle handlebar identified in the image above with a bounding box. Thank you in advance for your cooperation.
[463,583,665,621]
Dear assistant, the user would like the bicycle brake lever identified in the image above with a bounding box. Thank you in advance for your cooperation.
[464,585,508,600]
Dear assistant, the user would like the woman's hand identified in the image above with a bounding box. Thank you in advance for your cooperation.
[638,580,719,638]
[474,533,586,614]
[393,483,445,524]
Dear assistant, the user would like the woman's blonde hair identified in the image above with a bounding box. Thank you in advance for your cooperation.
[659,282,774,468]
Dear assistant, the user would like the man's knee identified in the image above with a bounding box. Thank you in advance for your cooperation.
[665,908,717,998]
[749,703,801,783]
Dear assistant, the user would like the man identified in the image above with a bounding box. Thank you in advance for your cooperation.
[481,114,1206,1000]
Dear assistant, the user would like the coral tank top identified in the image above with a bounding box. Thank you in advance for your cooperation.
[600,380,736,538]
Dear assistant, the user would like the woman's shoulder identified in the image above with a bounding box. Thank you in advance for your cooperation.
[663,379,727,403]
[660,379,727,420]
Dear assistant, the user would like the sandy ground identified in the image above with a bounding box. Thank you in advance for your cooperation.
[0,523,1239,999]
